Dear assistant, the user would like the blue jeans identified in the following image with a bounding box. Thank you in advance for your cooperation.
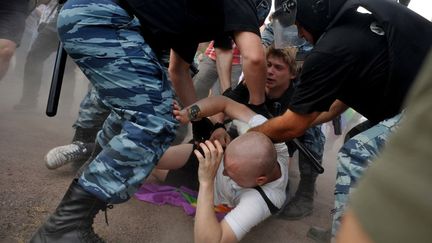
[58,0,178,203]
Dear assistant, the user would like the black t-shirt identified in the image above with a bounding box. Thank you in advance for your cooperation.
[289,11,408,123]
[123,0,261,63]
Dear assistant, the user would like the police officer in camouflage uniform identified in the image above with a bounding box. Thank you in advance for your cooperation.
[249,0,432,239]
[30,0,271,242]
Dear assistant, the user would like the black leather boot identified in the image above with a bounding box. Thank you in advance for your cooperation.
[30,179,108,243]
[72,127,100,144]
[279,176,316,220]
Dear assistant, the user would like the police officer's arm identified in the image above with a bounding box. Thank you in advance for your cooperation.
[249,109,320,143]
[194,140,238,243]
[311,99,349,126]
[169,49,197,106]
[232,31,266,105]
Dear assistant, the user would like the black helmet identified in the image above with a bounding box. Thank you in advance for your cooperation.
[296,0,347,40]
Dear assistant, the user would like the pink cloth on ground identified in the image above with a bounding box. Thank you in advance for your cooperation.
[135,183,227,221]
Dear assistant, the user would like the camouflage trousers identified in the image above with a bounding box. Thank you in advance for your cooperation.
[332,113,403,236]
[72,85,109,130]
[58,0,178,203]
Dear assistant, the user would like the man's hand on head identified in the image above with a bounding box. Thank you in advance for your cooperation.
[194,140,224,185]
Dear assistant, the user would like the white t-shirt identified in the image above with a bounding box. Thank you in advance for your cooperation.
[213,115,289,240]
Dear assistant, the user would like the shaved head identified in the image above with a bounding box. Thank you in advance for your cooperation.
[224,132,277,187]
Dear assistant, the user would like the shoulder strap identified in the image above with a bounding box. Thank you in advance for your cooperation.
[254,186,280,215]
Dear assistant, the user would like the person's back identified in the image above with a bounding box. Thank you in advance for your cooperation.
[296,10,391,123]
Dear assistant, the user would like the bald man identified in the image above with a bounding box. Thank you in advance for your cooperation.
[157,99,289,242]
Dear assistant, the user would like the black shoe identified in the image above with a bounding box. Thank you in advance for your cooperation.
[72,127,100,144]
[279,177,316,220]
[279,194,313,220]
[307,226,331,243]
[30,180,108,243]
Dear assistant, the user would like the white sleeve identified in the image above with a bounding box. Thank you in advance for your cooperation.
[248,114,267,128]
[223,190,271,241]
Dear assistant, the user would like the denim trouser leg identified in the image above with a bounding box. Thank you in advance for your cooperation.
[332,113,403,236]
[58,0,178,203]
[298,125,325,177]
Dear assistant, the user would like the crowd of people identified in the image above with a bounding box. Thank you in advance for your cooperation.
[1,0,431,242]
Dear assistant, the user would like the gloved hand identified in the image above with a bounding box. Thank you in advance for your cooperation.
[191,117,214,143]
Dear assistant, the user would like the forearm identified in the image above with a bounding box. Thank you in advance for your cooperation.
[249,116,299,142]
[171,71,197,106]
[311,100,348,126]
[187,96,255,123]
[249,109,319,143]
[169,49,198,106]
[195,182,222,243]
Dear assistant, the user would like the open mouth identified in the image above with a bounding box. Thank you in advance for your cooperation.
[266,78,275,85]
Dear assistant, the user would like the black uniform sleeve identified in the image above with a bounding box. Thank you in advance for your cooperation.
[288,51,353,114]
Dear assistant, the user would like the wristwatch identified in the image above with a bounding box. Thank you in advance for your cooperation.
[188,105,201,121]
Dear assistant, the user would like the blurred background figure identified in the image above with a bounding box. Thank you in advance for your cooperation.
[14,0,78,112]
[0,0,32,81]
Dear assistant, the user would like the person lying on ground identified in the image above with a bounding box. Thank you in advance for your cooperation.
[170,96,288,243]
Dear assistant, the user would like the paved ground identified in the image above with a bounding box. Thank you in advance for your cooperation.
[0,53,364,243]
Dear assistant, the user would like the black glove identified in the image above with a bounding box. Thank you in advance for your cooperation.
[191,118,214,143]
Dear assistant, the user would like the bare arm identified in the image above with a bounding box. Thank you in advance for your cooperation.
[249,109,320,143]
[194,141,238,243]
[233,31,266,105]
[215,47,234,93]
[311,100,349,126]
[174,96,256,125]
[156,144,194,170]
[169,49,197,106]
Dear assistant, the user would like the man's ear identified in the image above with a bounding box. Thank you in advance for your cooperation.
[256,176,268,186]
